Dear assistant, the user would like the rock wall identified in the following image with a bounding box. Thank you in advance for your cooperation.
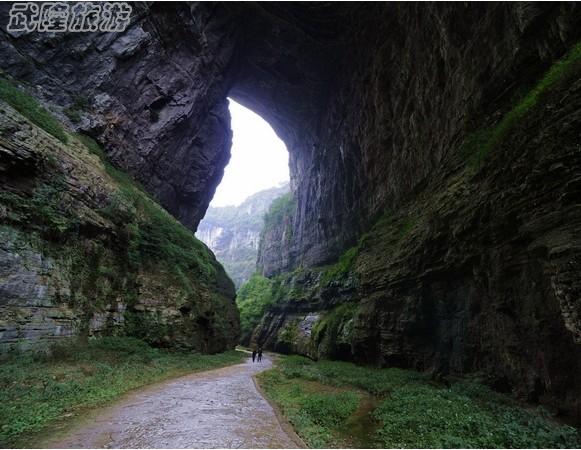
[197,183,288,288]
[251,2,581,423]
[255,60,581,427]
[0,2,235,231]
[0,101,239,353]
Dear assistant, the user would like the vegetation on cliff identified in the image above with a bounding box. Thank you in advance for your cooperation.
[80,134,218,281]
[0,338,244,447]
[0,76,68,143]
[258,356,580,448]
[261,192,295,236]
[197,184,289,288]
[236,273,275,341]
[0,83,239,353]
[463,41,581,170]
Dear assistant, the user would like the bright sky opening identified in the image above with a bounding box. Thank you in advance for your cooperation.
[209,99,289,207]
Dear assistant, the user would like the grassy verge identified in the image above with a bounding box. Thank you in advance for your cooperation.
[257,356,580,448]
[0,337,244,447]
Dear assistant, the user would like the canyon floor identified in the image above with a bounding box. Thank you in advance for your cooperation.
[41,355,303,449]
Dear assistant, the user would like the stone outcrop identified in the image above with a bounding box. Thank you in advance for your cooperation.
[0,2,235,231]
[197,183,288,288]
[0,101,239,353]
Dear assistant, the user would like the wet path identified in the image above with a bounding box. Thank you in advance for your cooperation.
[46,355,303,449]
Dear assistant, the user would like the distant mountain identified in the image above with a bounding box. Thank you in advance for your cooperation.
[197,183,290,288]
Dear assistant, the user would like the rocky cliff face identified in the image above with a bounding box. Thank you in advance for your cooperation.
[0,97,239,353]
[250,3,581,423]
[0,2,235,231]
[1,1,581,424]
[197,184,289,288]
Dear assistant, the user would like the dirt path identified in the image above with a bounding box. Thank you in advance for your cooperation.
[44,355,304,449]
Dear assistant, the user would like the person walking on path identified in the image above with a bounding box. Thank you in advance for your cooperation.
[257,347,263,362]
[252,348,257,363]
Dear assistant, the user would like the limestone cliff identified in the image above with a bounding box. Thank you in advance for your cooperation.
[197,184,289,288]
[251,3,581,423]
[0,92,239,353]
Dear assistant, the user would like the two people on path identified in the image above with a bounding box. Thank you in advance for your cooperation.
[251,347,263,363]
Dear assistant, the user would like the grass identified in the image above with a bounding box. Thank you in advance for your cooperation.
[0,337,244,447]
[0,76,68,143]
[463,41,581,170]
[257,356,581,448]
[258,369,361,447]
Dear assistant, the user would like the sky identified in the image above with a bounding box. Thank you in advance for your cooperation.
[209,99,289,207]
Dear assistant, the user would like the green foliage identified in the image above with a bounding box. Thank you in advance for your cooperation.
[312,303,357,349]
[373,380,580,448]
[463,41,581,170]
[317,209,418,287]
[321,246,358,285]
[262,192,295,230]
[137,196,216,279]
[64,108,81,123]
[277,319,299,345]
[0,337,244,447]
[76,134,217,282]
[0,177,77,238]
[0,77,68,143]
[258,356,581,448]
[123,311,173,344]
[302,390,359,428]
[236,273,275,338]
[75,133,107,160]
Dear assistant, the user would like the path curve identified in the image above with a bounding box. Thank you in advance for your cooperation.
[45,355,303,449]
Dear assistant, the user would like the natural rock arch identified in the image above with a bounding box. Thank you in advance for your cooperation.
[2,1,581,421]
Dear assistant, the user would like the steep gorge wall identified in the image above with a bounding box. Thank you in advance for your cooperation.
[197,184,289,288]
[260,2,581,273]
[0,98,239,353]
[252,3,581,423]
